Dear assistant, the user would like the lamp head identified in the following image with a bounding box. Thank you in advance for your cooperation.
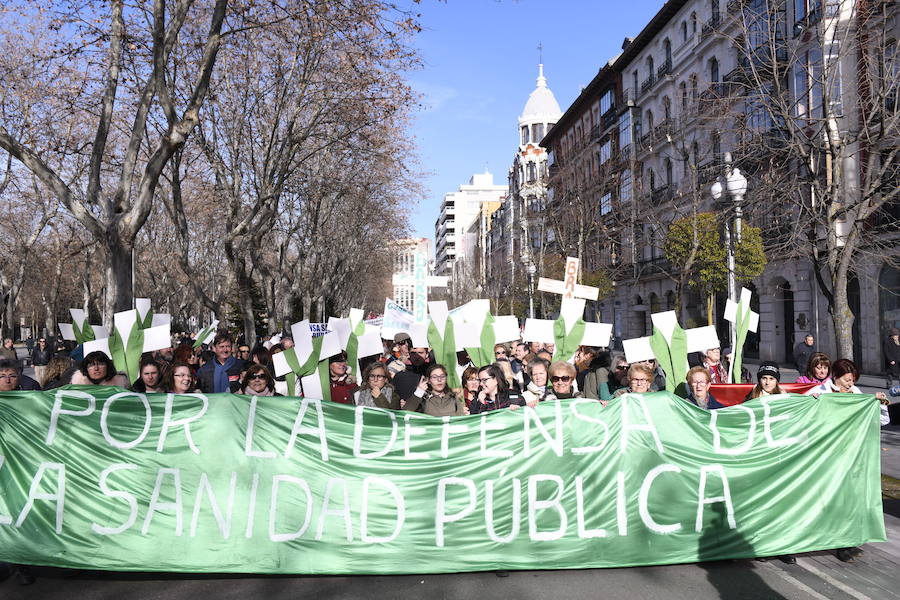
[726,167,747,197]
[710,179,723,200]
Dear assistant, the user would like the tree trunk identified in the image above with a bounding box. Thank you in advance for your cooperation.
[103,236,134,324]
[830,267,855,361]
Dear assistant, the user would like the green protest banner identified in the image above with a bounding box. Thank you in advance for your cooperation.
[0,387,885,574]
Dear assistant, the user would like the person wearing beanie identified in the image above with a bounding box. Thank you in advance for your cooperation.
[745,361,785,401]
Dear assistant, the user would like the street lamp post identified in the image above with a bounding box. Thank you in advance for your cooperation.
[711,153,747,378]
[523,254,537,319]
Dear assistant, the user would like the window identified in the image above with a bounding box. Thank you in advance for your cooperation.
[663,96,672,121]
[599,139,612,164]
[600,193,612,215]
[793,45,842,118]
[645,109,654,132]
[711,0,720,22]
[680,81,688,110]
[620,169,633,202]
[600,88,615,114]
[521,126,529,145]
[710,56,720,83]
[711,131,721,156]
[619,111,632,149]
[527,163,536,183]
[691,12,698,33]
[646,55,655,77]
[532,123,545,143]
[795,0,807,20]
[690,74,699,99]
[665,158,673,186]
[633,70,639,93]
[648,168,656,191]
[664,38,672,65]
[681,21,688,42]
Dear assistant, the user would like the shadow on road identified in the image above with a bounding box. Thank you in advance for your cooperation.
[697,503,788,600]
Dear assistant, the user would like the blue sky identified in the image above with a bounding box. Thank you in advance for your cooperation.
[407,0,666,239]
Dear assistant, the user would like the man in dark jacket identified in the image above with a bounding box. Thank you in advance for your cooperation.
[793,334,816,373]
[31,338,52,386]
[196,332,246,393]
[392,346,431,403]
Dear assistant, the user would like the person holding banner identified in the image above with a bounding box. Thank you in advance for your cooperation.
[355,362,400,409]
[521,358,552,407]
[196,332,245,393]
[685,366,725,410]
[131,359,164,393]
[469,364,525,414]
[744,362,785,401]
[404,364,466,416]
[163,361,199,394]
[70,351,128,386]
[240,364,280,396]
[796,352,832,387]
[545,361,582,400]
[612,363,655,399]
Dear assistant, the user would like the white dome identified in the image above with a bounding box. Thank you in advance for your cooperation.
[518,64,562,127]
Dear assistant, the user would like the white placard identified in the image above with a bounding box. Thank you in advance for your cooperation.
[58,323,75,341]
[82,337,112,358]
[271,351,291,377]
[650,311,678,343]
[135,298,152,321]
[623,336,655,363]
[114,310,138,340]
[141,324,172,352]
[428,301,449,333]
[583,322,613,347]
[408,322,430,348]
[151,313,171,327]
[522,319,556,344]
[492,316,521,343]
[327,317,351,348]
[685,325,721,353]
[559,298,586,333]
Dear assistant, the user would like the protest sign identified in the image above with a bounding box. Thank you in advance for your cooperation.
[0,388,884,574]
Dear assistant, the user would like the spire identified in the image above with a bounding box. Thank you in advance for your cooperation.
[536,63,547,89]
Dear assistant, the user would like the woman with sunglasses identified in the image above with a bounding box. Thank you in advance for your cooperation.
[404,363,466,416]
[470,363,525,414]
[546,361,582,400]
[240,364,281,396]
[355,362,400,409]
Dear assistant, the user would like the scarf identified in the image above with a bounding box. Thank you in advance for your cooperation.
[213,356,236,393]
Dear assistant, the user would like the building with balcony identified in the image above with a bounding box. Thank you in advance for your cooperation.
[541,0,900,373]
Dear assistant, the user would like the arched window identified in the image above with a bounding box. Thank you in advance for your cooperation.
[527,162,536,183]
[521,126,529,145]
[691,12,698,33]
[690,74,699,99]
[709,56,720,83]
[680,81,688,110]
[663,96,672,121]
[648,169,656,191]
[681,21,688,42]
[646,55,654,79]
[645,109,654,135]
[711,131,721,156]
[711,0,720,22]
[664,38,672,66]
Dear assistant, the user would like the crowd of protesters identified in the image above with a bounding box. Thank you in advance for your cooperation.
[0,325,896,583]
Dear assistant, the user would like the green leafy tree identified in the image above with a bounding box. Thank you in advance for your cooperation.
[665,213,767,324]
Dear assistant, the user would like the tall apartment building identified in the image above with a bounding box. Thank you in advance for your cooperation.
[541,0,899,372]
[433,171,508,288]
[392,238,433,319]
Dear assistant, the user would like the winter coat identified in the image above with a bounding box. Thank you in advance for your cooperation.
[469,391,525,414]
[403,389,465,417]
[355,385,401,410]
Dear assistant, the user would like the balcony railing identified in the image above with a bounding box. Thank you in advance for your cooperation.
[701,15,721,40]
[622,87,637,105]
[640,74,656,94]
[602,110,618,131]
[656,59,672,79]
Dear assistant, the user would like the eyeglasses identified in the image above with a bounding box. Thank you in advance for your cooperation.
[550,375,572,382]
[248,373,267,380]
[477,376,494,384]
[238,348,250,354]
[631,378,650,383]
[430,374,447,381]
[495,351,507,356]
[368,374,387,380]
[616,365,628,370]
[0,374,17,379]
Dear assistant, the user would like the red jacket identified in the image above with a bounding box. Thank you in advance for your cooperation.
[329,376,358,404]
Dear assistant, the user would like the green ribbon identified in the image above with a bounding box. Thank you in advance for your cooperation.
[465,313,496,368]
[72,320,96,345]
[193,323,216,349]
[427,318,461,388]
[108,325,145,384]
[552,316,587,362]
[345,320,366,383]
[731,301,751,384]
[649,324,688,393]
[280,336,331,402]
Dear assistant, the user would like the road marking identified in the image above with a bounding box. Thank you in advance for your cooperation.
[795,557,877,600]
[757,561,835,600]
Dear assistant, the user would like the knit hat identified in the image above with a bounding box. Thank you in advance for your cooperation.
[757,361,780,382]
